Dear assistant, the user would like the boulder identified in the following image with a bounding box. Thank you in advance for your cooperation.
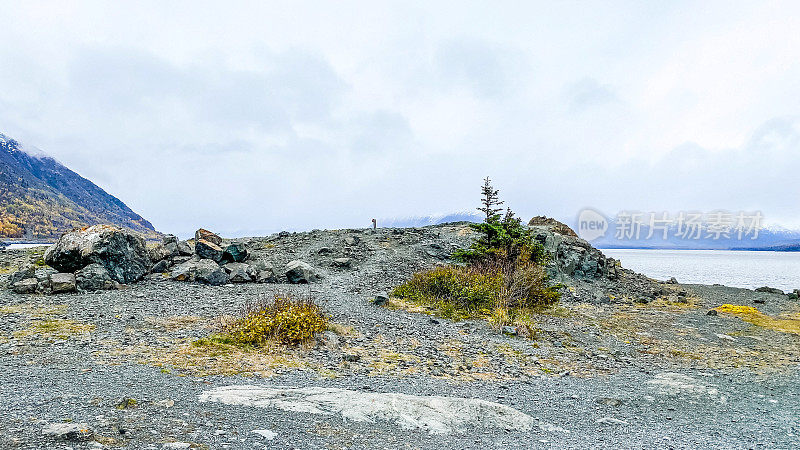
[224,262,255,283]
[44,225,149,284]
[195,229,223,246]
[195,259,228,285]
[285,260,319,284]
[528,216,578,237]
[12,278,38,294]
[75,263,115,291]
[373,292,389,306]
[151,259,171,274]
[162,234,179,257]
[7,265,35,288]
[177,240,193,256]
[755,286,784,295]
[332,257,352,268]
[252,261,278,283]
[148,243,171,263]
[222,242,248,263]
[42,422,94,442]
[50,273,76,294]
[195,239,224,262]
[172,259,227,285]
[171,260,197,282]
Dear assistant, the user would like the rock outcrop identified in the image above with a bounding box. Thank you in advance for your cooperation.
[529,219,620,283]
[44,225,150,283]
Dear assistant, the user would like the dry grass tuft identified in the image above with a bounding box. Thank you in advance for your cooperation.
[14,319,94,339]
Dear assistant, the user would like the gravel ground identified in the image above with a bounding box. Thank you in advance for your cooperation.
[1,224,799,449]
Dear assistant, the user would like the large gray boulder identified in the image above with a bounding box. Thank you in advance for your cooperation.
[252,261,278,283]
[7,265,35,288]
[44,225,150,284]
[195,259,228,285]
[171,259,228,285]
[12,278,38,294]
[162,235,179,257]
[50,273,77,294]
[224,262,254,283]
[285,260,319,284]
[195,229,223,246]
[75,263,116,291]
[148,243,171,263]
[222,242,248,263]
[177,240,193,256]
[195,239,224,262]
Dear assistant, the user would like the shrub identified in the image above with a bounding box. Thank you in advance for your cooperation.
[392,258,558,316]
[221,294,328,346]
[391,176,560,329]
[391,265,504,318]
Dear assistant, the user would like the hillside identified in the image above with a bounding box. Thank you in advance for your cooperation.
[0,132,156,239]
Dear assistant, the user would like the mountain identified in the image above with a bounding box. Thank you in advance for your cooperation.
[578,214,800,251]
[377,211,482,228]
[0,132,156,239]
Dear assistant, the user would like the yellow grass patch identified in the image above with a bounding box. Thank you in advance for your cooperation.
[0,303,68,317]
[327,322,361,337]
[14,319,95,339]
[715,304,800,335]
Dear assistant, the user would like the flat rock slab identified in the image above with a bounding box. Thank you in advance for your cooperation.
[646,372,724,402]
[199,385,535,435]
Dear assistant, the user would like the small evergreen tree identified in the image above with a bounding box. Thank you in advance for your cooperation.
[477,177,503,222]
[454,178,546,265]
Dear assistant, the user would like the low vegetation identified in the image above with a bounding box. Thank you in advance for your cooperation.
[391,177,560,332]
[715,304,800,335]
[219,293,329,346]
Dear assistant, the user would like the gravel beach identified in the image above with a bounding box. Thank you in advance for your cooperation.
[2,223,799,449]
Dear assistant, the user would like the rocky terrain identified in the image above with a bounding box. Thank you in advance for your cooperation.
[1,222,799,449]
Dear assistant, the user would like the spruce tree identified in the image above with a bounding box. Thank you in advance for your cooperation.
[477,177,503,223]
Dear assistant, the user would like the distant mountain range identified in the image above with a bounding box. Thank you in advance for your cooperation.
[382,211,800,251]
[378,211,483,228]
[0,132,156,240]
[583,217,800,251]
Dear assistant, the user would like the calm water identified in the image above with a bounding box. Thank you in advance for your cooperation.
[602,249,800,292]
[2,243,51,250]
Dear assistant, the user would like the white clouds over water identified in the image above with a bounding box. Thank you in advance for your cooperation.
[1,1,799,235]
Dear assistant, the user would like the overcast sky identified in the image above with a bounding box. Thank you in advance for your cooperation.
[1,1,799,236]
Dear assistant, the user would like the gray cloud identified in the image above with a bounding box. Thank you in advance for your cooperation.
[565,78,618,111]
[1,2,799,235]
